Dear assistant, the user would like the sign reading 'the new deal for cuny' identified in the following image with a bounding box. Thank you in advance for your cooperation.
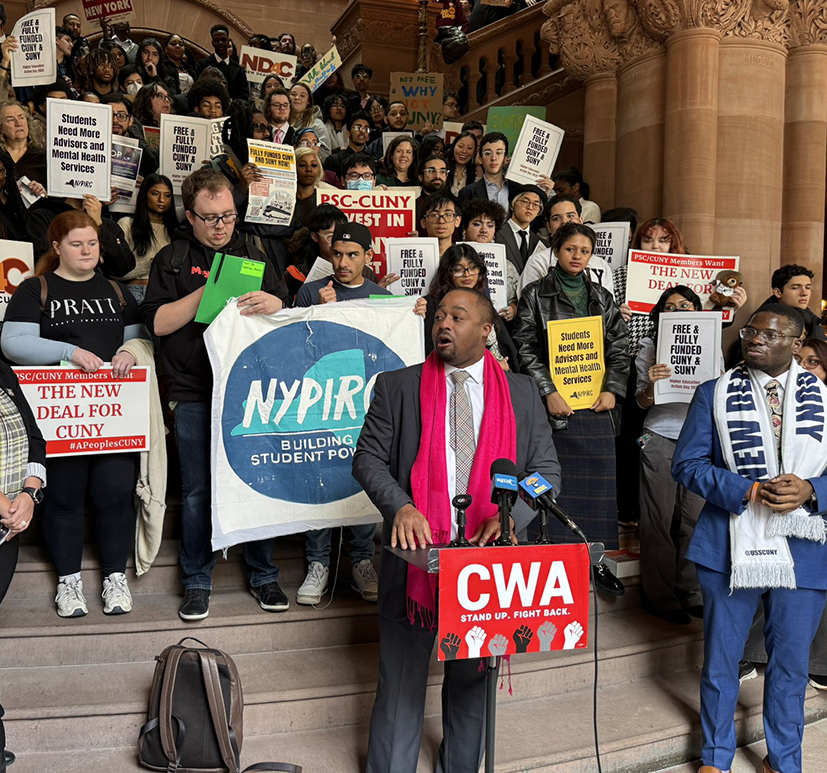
[205,298,425,550]
[547,315,605,410]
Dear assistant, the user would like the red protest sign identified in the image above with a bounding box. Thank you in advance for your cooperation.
[82,0,133,23]
[13,366,150,456]
[626,250,741,322]
[318,189,417,278]
[437,544,591,661]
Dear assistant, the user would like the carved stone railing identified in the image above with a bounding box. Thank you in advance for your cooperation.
[435,4,578,120]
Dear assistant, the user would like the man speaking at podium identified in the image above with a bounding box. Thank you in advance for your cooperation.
[353,287,561,773]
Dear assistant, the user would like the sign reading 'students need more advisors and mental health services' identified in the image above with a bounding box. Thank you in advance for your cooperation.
[547,316,605,411]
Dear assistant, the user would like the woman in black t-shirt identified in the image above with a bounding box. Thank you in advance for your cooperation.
[1,211,146,620]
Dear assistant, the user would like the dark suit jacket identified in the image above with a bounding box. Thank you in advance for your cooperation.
[674,378,827,590]
[495,223,547,273]
[457,177,518,204]
[194,54,250,102]
[352,363,562,620]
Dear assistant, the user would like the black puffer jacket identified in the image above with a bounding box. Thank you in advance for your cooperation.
[513,271,629,432]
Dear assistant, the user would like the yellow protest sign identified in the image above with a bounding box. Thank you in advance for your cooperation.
[547,316,605,410]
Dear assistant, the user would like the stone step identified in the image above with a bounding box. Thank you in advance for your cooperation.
[2,607,705,754]
[9,670,827,773]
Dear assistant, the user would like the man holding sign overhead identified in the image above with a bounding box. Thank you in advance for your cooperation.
[513,222,629,594]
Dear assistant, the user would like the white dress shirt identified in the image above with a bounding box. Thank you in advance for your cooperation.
[444,357,485,538]
[750,366,789,403]
[508,218,530,244]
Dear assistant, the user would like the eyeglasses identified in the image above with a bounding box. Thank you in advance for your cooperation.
[797,356,822,369]
[369,107,385,114]
[112,112,130,121]
[350,123,369,132]
[271,102,290,111]
[664,301,695,312]
[345,172,375,181]
[426,212,458,223]
[191,211,238,227]
[152,93,171,103]
[739,327,798,343]
[450,265,481,277]
[298,139,320,148]
[423,168,448,177]
[252,122,269,132]
[515,198,542,211]
[482,149,505,158]
[444,101,459,109]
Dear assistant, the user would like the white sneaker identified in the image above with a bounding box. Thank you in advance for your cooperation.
[102,572,133,615]
[296,562,329,605]
[56,577,88,618]
[352,559,378,603]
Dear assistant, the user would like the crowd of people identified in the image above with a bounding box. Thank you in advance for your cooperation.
[0,6,826,773]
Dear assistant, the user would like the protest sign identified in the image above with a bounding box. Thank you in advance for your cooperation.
[382,131,414,155]
[13,366,150,457]
[0,240,34,321]
[547,315,605,410]
[591,222,630,270]
[245,140,297,227]
[459,242,508,312]
[159,114,210,194]
[205,297,424,549]
[654,311,722,405]
[626,250,741,321]
[438,543,591,661]
[304,257,334,284]
[385,238,439,296]
[240,45,297,89]
[109,135,142,214]
[47,99,111,200]
[487,106,546,155]
[208,117,228,159]
[318,189,418,278]
[505,115,565,186]
[82,0,133,22]
[299,45,342,93]
[389,72,444,131]
[142,126,161,153]
[10,10,56,87]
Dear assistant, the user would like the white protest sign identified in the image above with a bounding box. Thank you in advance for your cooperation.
[245,139,297,227]
[626,250,741,322]
[505,115,565,186]
[654,312,722,405]
[304,257,334,284]
[10,10,56,87]
[299,46,342,93]
[382,131,414,155]
[209,117,228,159]
[460,241,508,312]
[13,366,150,457]
[159,114,210,194]
[109,135,142,214]
[385,238,439,296]
[0,240,34,321]
[591,222,630,270]
[47,99,112,200]
[240,46,297,89]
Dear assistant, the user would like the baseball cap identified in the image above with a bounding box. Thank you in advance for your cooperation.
[332,221,373,251]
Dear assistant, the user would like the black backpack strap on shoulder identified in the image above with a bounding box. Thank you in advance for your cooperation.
[38,275,48,312]
[170,240,189,275]
[108,279,128,310]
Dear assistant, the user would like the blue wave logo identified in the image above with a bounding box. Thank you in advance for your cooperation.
[222,320,405,503]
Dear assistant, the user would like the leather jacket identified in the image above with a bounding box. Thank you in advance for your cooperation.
[513,271,630,432]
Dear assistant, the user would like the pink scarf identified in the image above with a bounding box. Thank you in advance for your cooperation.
[407,350,517,627]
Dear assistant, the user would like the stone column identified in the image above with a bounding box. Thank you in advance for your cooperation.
[713,39,787,314]
[781,44,827,293]
[615,50,666,224]
[662,28,721,255]
[582,72,617,212]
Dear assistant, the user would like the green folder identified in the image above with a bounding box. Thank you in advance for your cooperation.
[195,252,266,325]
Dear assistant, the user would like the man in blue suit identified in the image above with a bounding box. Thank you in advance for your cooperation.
[673,305,827,773]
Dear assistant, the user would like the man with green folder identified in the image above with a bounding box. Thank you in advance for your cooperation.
[141,168,290,622]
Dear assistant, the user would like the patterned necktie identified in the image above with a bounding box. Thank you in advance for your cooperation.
[451,370,475,495]
[274,127,283,144]
[765,379,783,462]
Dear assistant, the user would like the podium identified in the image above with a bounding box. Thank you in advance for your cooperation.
[385,540,601,772]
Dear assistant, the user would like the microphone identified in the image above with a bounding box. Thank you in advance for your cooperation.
[450,494,472,548]
[518,471,587,542]
[490,459,518,546]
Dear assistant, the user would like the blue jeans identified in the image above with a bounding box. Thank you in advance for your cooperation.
[174,401,279,589]
[305,524,377,567]
[697,564,827,773]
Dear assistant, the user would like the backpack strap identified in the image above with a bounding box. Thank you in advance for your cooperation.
[242,764,303,772]
[157,646,189,768]
[197,650,241,773]
[170,240,189,275]
[38,275,48,312]
[108,279,128,310]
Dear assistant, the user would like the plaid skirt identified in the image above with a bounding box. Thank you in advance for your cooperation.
[548,409,619,550]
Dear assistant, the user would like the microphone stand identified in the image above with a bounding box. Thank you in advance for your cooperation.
[534,507,552,545]
[493,491,513,547]
[450,495,472,548]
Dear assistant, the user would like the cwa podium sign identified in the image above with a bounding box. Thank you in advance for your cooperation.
[438,544,591,661]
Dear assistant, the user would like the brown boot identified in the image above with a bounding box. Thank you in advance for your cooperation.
[699,767,725,773]
[761,757,779,773]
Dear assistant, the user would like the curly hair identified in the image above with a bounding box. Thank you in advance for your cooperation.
[75,48,120,93]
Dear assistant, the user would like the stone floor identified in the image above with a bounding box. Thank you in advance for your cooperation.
[655,717,827,772]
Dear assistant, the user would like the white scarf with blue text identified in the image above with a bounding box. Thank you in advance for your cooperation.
[714,361,827,591]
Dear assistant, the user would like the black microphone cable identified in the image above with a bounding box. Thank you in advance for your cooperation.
[579,531,603,773]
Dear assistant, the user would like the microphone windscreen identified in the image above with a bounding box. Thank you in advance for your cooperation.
[489,458,517,478]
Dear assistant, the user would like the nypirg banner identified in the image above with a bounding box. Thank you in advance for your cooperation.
[205,298,425,550]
